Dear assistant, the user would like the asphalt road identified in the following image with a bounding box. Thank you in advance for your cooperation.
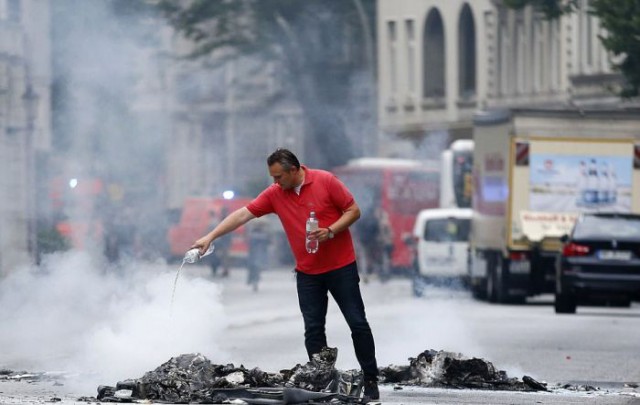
[1,263,640,404]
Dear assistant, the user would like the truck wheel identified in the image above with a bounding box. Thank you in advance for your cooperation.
[494,255,510,303]
[486,253,512,304]
[486,264,497,303]
[555,292,576,314]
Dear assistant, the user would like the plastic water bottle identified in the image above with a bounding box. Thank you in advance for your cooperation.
[306,211,319,254]
[183,244,215,264]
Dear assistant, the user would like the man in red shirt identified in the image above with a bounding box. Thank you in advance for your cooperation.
[192,148,379,400]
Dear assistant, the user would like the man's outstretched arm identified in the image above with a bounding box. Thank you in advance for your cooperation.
[191,207,256,255]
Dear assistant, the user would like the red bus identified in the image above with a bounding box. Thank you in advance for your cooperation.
[332,158,440,271]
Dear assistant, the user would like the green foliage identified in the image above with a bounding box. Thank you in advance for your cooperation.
[156,0,365,61]
[155,0,376,168]
[591,0,640,97]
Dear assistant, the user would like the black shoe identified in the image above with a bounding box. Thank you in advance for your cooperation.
[363,379,379,400]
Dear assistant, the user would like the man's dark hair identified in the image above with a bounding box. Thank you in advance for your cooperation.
[267,148,301,171]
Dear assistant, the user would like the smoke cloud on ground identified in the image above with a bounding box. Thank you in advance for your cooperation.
[373,287,486,366]
[0,251,227,390]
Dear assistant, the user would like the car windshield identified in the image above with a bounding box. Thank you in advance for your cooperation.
[424,218,470,242]
[572,216,640,240]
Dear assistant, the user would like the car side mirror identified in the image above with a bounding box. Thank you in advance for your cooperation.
[560,234,569,243]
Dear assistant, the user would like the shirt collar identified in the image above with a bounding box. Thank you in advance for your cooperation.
[300,165,314,186]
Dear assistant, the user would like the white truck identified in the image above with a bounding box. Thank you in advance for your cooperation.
[468,107,640,303]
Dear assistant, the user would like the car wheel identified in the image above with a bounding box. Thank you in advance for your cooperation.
[555,292,577,314]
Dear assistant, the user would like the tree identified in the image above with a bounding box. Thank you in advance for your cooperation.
[155,0,376,168]
[503,0,640,97]
[591,0,640,97]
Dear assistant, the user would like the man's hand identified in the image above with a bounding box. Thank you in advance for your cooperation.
[191,237,213,256]
[312,202,360,242]
[309,228,332,242]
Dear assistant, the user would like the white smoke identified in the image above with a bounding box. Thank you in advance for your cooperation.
[372,290,486,368]
[0,251,227,390]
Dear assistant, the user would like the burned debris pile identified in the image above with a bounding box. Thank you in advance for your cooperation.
[379,349,547,391]
[90,349,548,403]
[97,353,283,403]
[96,348,365,404]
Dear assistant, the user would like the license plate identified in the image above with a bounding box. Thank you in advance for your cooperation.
[598,250,632,260]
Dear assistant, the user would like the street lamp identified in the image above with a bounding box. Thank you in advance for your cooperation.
[23,83,39,261]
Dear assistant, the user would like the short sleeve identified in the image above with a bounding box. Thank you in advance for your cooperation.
[328,175,355,211]
[247,186,276,217]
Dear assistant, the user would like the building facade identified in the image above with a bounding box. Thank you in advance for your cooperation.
[377,0,619,156]
[161,49,306,211]
[0,0,51,275]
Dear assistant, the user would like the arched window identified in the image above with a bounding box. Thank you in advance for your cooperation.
[458,4,476,99]
[423,8,446,98]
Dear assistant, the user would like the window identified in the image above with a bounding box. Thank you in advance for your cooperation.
[534,19,546,92]
[424,218,471,242]
[578,0,594,71]
[423,9,446,98]
[497,10,509,96]
[515,21,524,94]
[388,21,398,95]
[550,19,560,89]
[458,4,476,99]
[573,216,640,240]
[406,20,416,93]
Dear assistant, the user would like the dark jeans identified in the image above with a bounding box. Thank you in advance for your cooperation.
[295,261,378,379]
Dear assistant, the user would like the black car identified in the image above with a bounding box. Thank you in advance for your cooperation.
[555,213,640,314]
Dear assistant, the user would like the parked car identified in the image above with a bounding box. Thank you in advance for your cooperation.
[555,213,640,314]
[410,208,472,296]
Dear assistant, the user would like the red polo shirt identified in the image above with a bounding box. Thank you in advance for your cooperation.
[246,166,356,274]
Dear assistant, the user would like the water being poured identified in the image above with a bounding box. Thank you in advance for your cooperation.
[170,260,187,315]
[170,245,215,314]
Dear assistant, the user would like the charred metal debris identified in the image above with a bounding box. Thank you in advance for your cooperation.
[378,349,547,391]
[81,348,549,404]
[93,347,366,404]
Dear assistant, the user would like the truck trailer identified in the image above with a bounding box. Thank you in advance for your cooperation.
[469,107,640,303]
